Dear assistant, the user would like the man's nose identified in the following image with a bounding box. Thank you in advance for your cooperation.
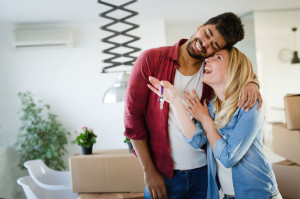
[202,40,209,49]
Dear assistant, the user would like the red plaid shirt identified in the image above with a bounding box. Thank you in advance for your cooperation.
[124,39,213,178]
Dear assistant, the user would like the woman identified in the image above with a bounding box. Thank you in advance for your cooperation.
[148,47,281,199]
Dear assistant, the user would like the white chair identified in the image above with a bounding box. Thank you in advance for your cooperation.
[17,176,77,199]
[24,159,71,190]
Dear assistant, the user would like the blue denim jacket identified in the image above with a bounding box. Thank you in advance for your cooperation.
[184,101,279,199]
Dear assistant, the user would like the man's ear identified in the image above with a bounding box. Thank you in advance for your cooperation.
[196,24,204,31]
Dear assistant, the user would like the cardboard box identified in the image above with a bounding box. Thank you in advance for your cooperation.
[284,94,300,129]
[69,149,145,193]
[272,123,300,165]
[272,160,300,199]
[78,193,144,199]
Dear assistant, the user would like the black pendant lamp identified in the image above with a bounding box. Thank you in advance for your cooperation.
[98,0,141,103]
[291,27,300,64]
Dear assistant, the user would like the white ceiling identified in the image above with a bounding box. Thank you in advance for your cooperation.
[0,0,300,24]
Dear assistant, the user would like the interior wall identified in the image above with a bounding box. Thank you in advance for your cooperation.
[0,19,166,199]
[254,9,300,143]
[236,12,258,74]
[165,22,199,46]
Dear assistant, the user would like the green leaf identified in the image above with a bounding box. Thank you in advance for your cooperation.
[74,127,97,147]
[46,150,52,158]
[15,91,73,171]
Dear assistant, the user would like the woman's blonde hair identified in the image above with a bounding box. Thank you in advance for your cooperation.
[213,47,255,129]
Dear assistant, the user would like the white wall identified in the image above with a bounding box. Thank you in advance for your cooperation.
[165,22,199,45]
[236,12,258,73]
[0,19,166,199]
[254,9,300,142]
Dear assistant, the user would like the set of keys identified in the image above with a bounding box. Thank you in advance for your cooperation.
[159,86,164,110]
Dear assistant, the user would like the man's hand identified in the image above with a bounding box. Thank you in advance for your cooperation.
[237,82,262,112]
[144,168,168,199]
[130,139,167,199]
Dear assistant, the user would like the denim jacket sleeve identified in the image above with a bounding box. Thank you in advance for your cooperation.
[182,120,208,149]
[213,102,264,168]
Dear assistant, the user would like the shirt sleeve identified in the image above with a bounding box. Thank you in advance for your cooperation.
[183,120,208,149]
[213,102,264,168]
[123,50,153,140]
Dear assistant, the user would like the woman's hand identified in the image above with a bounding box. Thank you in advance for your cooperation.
[184,89,218,142]
[147,76,180,105]
[148,76,198,138]
[183,89,211,123]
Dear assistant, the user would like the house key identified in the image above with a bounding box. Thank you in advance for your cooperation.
[159,86,164,110]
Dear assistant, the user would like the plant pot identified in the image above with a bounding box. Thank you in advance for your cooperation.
[81,145,93,155]
[127,142,133,153]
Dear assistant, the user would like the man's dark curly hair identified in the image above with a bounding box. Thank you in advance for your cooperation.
[204,12,244,48]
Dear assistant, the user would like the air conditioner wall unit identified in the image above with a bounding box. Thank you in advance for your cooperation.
[13,29,73,49]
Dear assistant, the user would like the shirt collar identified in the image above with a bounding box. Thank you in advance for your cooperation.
[169,39,188,62]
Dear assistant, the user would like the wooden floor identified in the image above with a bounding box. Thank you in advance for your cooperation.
[78,193,144,199]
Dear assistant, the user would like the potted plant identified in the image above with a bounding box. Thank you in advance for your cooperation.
[75,126,97,155]
[124,136,133,153]
[15,91,71,170]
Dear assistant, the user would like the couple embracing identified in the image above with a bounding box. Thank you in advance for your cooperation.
[124,12,281,199]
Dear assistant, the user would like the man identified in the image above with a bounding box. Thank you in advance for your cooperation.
[124,12,262,199]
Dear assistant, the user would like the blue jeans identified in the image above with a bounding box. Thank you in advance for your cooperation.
[144,165,208,199]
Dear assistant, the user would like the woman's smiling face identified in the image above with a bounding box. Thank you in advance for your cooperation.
[202,49,229,87]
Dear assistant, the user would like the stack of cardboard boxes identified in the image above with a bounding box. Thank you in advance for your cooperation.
[69,149,145,199]
[272,94,300,199]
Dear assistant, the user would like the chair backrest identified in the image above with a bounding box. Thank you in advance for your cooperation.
[17,176,77,199]
[17,176,39,199]
[24,159,71,190]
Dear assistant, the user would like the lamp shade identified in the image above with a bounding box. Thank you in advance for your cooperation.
[291,27,300,64]
[291,51,300,64]
[102,72,130,103]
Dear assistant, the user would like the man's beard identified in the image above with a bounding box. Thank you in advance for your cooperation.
[186,39,206,60]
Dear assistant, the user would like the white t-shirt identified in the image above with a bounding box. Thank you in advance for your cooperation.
[168,65,207,170]
[216,135,235,195]
[216,159,235,195]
